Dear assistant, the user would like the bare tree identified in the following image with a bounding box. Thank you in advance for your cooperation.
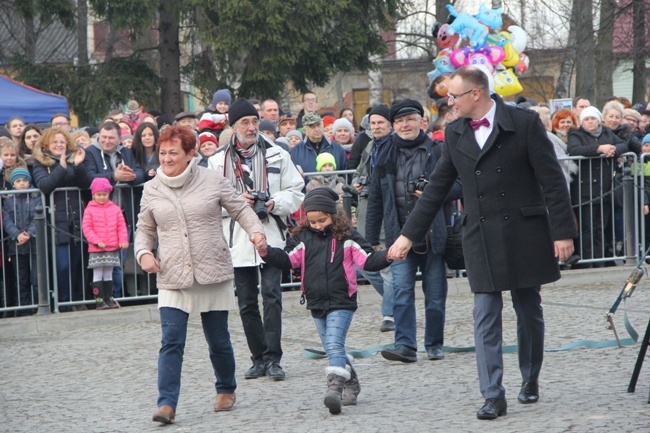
[574,0,596,101]
[595,0,616,107]
[368,55,384,106]
[554,0,578,98]
[632,0,647,103]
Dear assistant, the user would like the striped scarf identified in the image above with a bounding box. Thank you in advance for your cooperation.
[223,134,268,194]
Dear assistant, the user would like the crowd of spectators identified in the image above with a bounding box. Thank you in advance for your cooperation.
[2,88,650,318]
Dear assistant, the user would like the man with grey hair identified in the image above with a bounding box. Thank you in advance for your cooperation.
[366,99,461,364]
[208,98,304,381]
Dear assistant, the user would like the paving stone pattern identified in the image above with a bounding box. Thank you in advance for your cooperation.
[2,272,650,432]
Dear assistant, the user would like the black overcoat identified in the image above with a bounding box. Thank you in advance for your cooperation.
[401,96,577,293]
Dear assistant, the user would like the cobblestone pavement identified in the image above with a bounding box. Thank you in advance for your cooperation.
[2,271,650,432]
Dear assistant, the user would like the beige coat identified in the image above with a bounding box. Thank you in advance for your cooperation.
[134,165,264,290]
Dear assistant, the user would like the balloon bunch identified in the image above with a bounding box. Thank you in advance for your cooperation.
[428,3,530,98]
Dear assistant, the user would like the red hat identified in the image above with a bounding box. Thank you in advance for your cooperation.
[322,115,336,127]
[199,132,218,145]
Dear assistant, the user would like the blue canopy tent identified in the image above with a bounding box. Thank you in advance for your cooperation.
[0,75,69,124]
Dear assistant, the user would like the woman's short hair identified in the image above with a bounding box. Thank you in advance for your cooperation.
[529,106,551,127]
[602,100,625,118]
[159,125,196,154]
[71,130,90,142]
[551,109,578,132]
[38,127,75,152]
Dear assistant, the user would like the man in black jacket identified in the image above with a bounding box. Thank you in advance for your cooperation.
[366,99,461,363]
[389,66,576,420]
[80,121,145,298]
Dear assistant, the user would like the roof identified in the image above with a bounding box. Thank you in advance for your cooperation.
[0,74,69,124]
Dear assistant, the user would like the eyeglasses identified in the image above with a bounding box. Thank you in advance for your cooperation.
[624,117,639,124]
[303,97,317,103]
[447,88,477,103]
[52,121,70,127]
[393,116,421,126]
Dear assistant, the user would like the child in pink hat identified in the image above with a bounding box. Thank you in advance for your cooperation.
[82,178,129,309]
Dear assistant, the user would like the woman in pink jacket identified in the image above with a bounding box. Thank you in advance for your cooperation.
[82,177,129,309]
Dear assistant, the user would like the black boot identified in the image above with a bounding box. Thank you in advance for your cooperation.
[93,283,109,310]
[103,281,120,309]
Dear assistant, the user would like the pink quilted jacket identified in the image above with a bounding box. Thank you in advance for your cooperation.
[82,200,129,253]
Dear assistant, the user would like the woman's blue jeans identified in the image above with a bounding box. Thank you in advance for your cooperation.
[313,309,354,368]
[157,307,236,409]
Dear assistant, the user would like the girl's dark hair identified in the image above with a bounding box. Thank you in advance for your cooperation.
[18,124,41,157]
[132,122,160,169]
[339,108,358,132]
[292,209,351,241]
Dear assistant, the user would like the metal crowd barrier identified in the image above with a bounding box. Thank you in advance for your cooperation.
[560,152,641,268]
[47,184,158,313]
[0,188,48,316]
[1,156,647,316]
[636,152,650,260]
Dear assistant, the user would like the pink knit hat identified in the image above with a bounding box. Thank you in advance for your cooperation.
[90,177,113,195]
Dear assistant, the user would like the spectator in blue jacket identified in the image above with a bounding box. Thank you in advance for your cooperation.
[290,112,347,177]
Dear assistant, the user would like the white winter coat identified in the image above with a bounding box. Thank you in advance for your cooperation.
[208,140,304,267]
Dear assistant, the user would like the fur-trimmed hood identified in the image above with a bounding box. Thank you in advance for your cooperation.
[32,138,79,168]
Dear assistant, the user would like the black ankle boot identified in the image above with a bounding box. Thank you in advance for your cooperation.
[103,281,120,309]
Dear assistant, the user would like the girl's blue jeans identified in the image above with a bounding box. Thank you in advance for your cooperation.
[313,309,354,368]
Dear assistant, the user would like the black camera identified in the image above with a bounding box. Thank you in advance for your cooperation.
[250,191,269,219]
[406,176,428,194]
[357,175,369,186]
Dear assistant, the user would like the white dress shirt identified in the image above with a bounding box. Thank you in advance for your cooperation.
[474,100,496,149]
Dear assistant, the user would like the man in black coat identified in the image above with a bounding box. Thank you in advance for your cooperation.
[388,66,576,420]
[366,99,461,363]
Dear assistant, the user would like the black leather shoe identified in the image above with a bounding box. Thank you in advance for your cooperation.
[266,362,286,381]
[244,361,266,379]
[518,381,539,404]
[426,346,445,360]
[380,345,417,363]
[477,398,507,420]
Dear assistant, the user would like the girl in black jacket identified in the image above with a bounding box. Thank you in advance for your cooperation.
[260,187,390,415]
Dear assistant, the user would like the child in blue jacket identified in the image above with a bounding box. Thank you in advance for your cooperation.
[2,168,41,315]
[259,187,391,415]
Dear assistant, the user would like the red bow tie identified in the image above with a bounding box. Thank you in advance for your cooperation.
[469,118,490,130]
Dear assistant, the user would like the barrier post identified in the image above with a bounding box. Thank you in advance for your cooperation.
[342,185,353,221]
[34,205,51,315]
[623,167,636,261]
